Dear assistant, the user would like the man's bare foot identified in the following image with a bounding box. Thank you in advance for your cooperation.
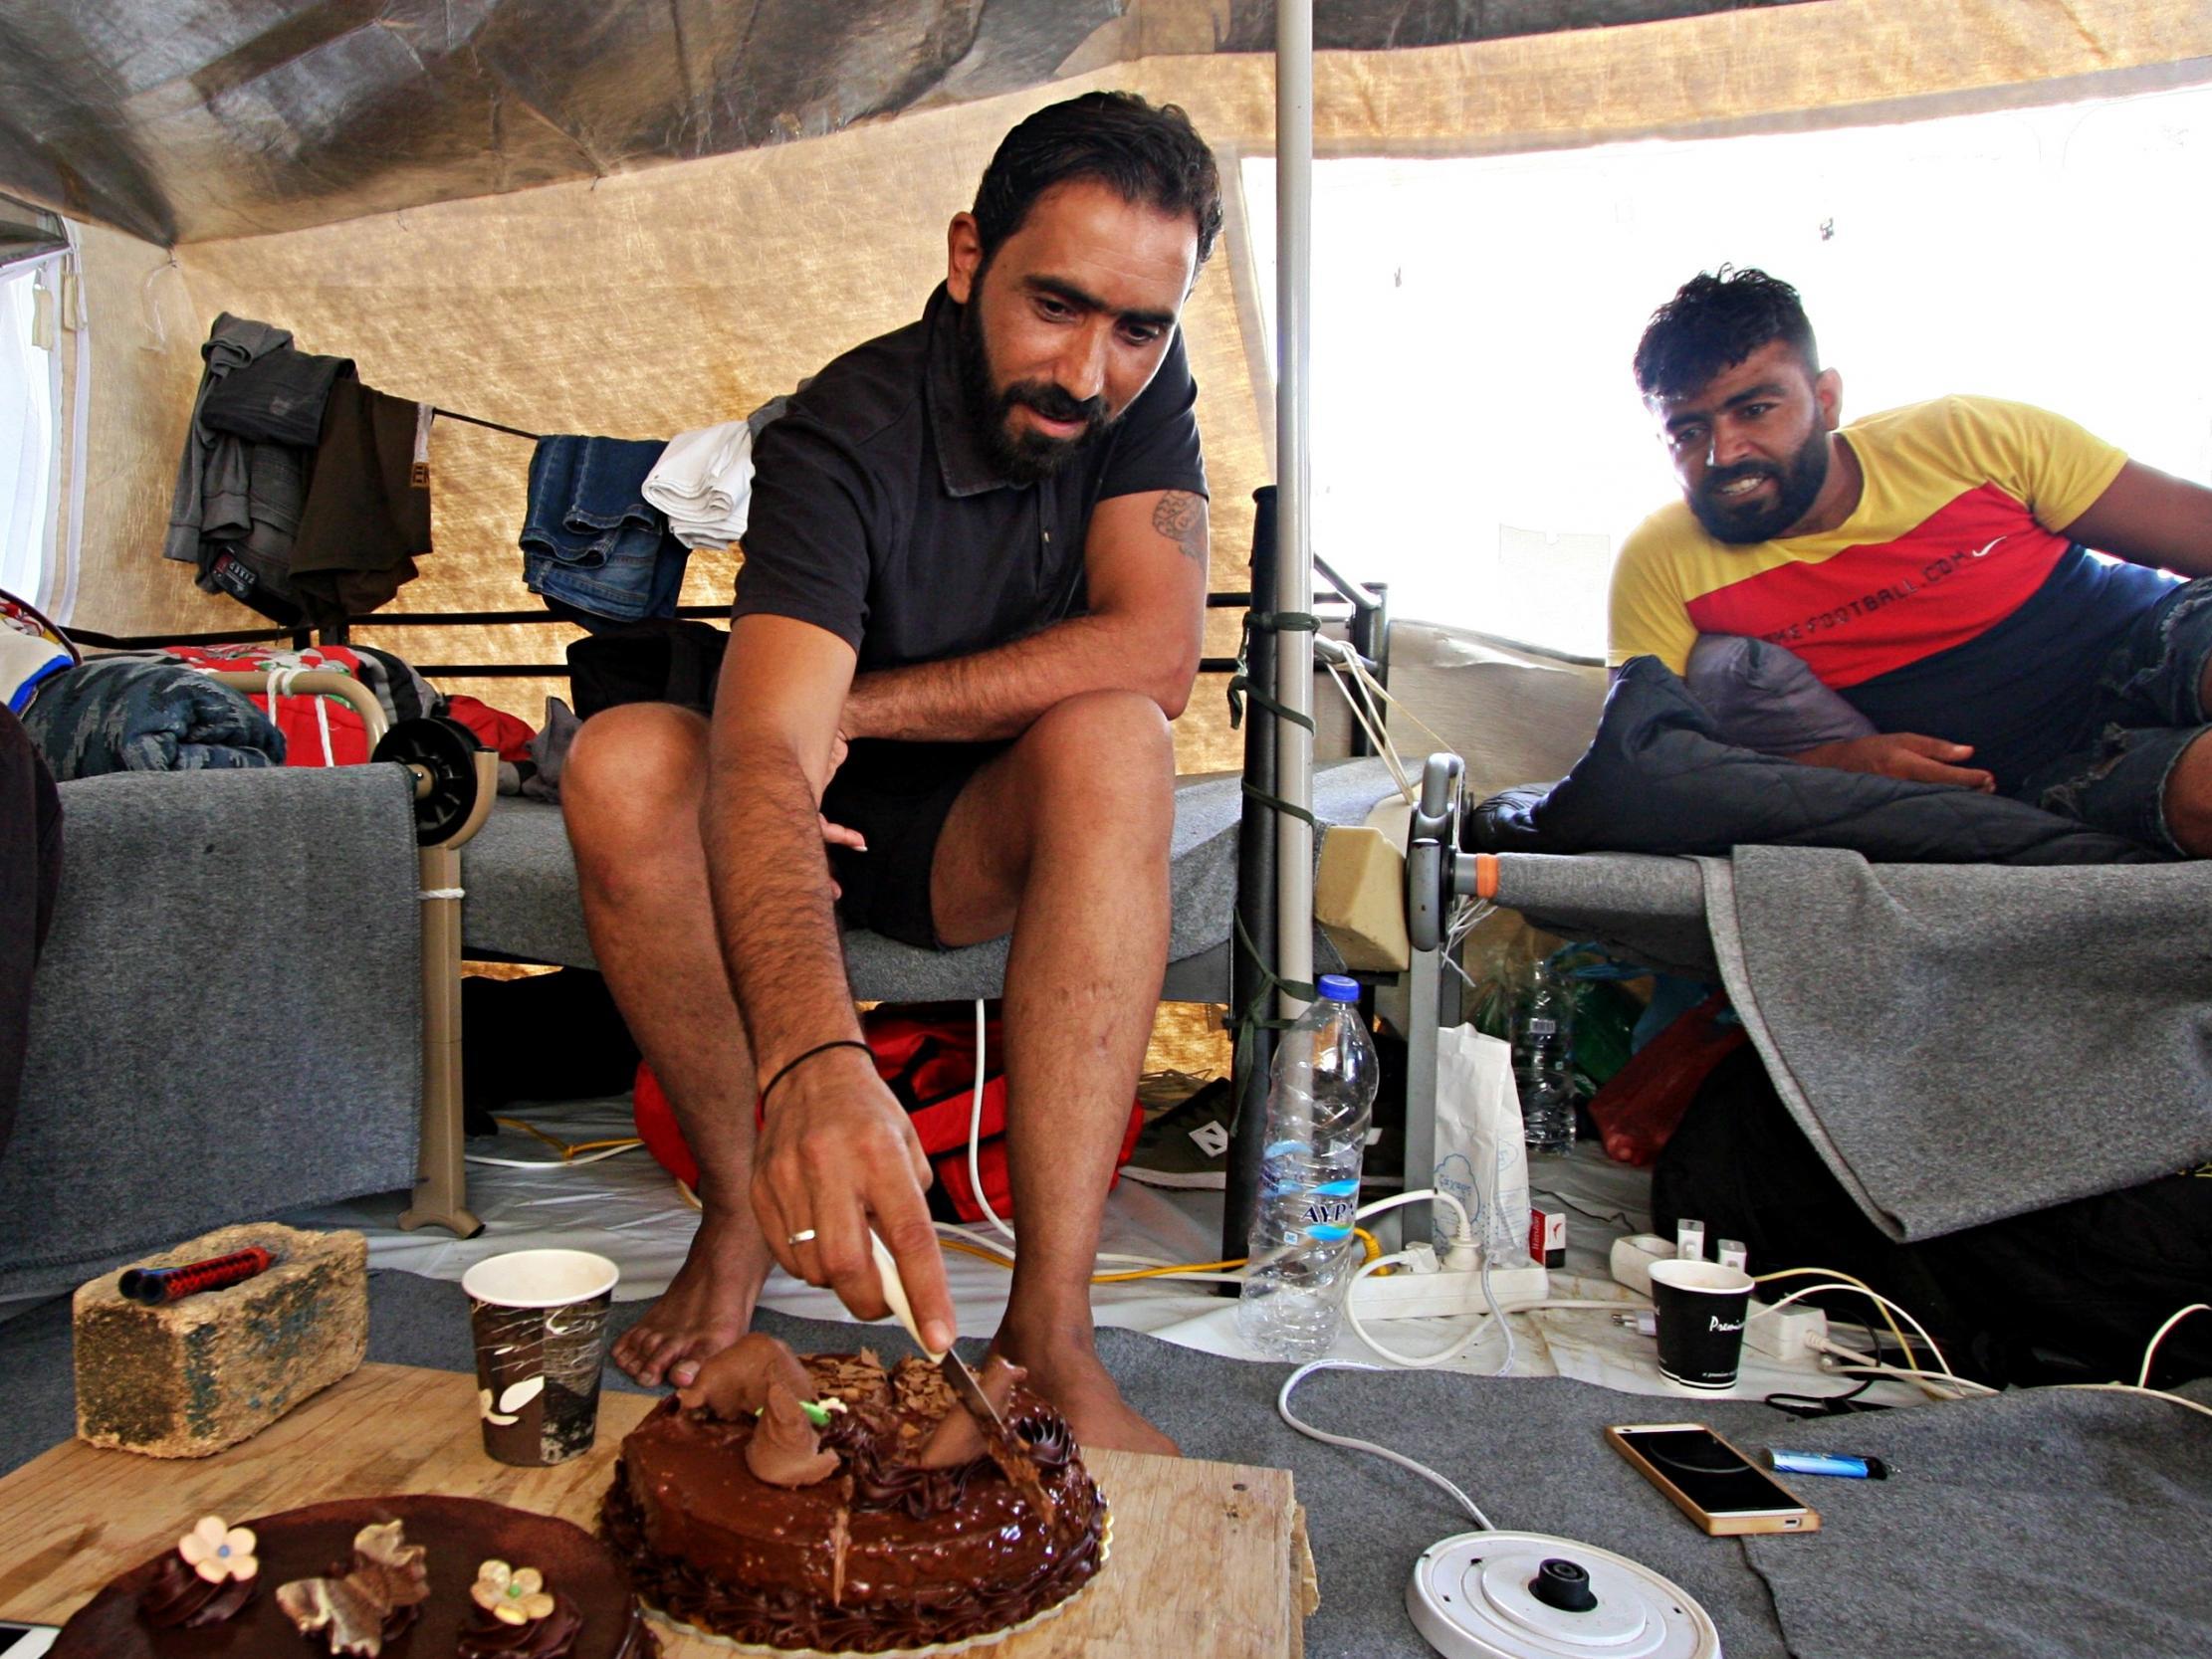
[612,1210,774,1388]
[992,1330,1181,1458]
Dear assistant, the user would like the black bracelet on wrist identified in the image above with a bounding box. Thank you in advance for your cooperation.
[760,1039,873,1108]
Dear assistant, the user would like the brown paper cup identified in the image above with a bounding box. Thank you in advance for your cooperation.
[461,1249,619,1465]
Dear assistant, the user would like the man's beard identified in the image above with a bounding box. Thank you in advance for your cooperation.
[957,290,1112,486]
[1690,427,1831,544]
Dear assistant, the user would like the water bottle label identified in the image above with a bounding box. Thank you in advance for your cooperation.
[1302,1178,1359,1241]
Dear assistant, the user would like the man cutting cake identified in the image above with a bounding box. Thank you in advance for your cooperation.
[560,92,1222,1455]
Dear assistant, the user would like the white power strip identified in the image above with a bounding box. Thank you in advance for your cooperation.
[1348,1263,1551,1322]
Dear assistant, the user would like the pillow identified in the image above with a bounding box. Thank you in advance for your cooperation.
[1682,634,1876,755]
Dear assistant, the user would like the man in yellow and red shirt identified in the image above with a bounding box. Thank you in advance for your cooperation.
[1611,267,2212,855]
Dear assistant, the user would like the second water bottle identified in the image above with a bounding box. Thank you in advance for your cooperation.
[1236,974,1380,1360]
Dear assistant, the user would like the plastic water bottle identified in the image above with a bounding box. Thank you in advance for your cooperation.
[1236,974,1380,1359]
[1514,955,1577,1155]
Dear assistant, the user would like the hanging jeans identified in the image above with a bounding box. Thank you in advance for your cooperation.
[521,436,690,627]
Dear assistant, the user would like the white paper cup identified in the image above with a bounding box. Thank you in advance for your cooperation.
[462,1249,620,1465]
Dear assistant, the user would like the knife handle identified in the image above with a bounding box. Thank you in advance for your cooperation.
[868,1230,943,1361]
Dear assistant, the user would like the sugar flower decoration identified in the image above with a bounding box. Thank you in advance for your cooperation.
[473,1560,555,1625]
[178,1515,259,1584]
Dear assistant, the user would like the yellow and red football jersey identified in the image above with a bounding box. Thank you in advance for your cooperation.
[1609,395,2173,788]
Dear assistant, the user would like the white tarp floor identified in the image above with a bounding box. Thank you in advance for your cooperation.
[287,1094,1895,1408]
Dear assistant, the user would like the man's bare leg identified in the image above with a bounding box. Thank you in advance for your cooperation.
[563,704,775,1387]
[933,691,1181,1455]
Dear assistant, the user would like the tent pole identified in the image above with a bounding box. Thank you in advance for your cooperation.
[1222,489,1282,1269]
[1272,0,1316,1030]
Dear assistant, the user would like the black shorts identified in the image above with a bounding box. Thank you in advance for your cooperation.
[821,739,1005,949]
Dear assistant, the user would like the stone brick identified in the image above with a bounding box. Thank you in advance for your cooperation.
[73,1223,367,1458]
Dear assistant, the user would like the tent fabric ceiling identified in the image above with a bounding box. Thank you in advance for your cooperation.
[0,0,1810,245]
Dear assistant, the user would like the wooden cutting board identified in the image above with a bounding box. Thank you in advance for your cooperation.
[0,1363,1314,1657]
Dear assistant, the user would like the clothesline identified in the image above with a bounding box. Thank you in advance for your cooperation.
[431,406,543,442]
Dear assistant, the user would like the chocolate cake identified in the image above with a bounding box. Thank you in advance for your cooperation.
[50,1494,658,1658]
[600,1337,1108,1653]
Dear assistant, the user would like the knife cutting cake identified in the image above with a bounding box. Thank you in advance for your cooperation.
[598,1335,1109,1653]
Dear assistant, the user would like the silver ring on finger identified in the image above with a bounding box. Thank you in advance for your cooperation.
[786,1228,818,1246]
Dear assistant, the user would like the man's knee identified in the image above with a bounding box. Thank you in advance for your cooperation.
[1011,692,1177,846]
[1020,691,1175,788]
[2164,729,2212,857]
[562,703,710,848]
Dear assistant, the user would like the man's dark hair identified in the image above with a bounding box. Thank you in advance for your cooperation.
[972,91,1222,271]
[1633,267,1820,402]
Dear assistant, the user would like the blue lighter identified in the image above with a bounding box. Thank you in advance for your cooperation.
[1769,1449,1888,1481]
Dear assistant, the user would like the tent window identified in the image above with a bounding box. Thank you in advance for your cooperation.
[0,255,63,606]
[1239,79,2212,656]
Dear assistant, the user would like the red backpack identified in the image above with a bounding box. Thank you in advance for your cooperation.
[631,1000,1144,1224]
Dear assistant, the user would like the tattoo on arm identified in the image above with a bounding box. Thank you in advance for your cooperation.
[1152,491,1209,563]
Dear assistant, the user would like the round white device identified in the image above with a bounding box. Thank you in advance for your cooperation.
[1407,1531,1722,1659]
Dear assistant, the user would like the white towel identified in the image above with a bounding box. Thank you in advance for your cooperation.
[643,420,757,549]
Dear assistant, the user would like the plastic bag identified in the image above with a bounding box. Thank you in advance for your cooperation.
[1430,1023,1532,1264]
[1586,991,1746,1167]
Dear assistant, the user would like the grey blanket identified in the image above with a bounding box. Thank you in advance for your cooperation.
[1742,1381,2212,1659]
[1704,846,2212,1240]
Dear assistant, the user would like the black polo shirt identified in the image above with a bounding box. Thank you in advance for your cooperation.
[732,283,1208,671]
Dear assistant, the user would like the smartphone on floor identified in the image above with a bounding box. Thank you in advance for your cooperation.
[1606,1422,1820,1537]
[0,1622,59,1657]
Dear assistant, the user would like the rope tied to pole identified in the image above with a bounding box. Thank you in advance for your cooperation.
[1226,608,1320,731]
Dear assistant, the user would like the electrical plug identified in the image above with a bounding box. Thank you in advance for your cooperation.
[1439,1225,1482,1275]
[1400,1242,1442,1275]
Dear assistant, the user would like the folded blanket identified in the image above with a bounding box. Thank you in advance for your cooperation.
[22,659,286,777]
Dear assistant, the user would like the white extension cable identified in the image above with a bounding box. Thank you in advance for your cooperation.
[1277,1359,1495,1529]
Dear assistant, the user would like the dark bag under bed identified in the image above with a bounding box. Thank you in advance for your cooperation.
[1653,1045,2212,1388]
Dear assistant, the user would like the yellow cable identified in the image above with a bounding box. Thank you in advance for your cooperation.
[938,1225,1388,1285]
[941,1239,1017,1269]
[1093,1258,1245,1283]
[492,1114,644,1161]
[1090,1225,1382,1283]
[940,1237,1239,1283]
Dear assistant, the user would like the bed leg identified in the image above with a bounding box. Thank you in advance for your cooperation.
[398,754,495,1238]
